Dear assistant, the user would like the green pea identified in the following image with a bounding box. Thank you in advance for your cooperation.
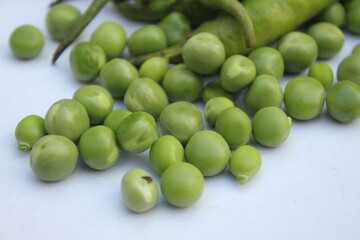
[9,25,44,59]
[116,112,157,153]
[307,22,344,59]
[44,99,90,142]
[185,130,230,177]
[124,78,168,118]
[69,42,107,82]
[30,135,78,181]
[220,55,256,93]
[353,44,360,54]
[46,4,81,41]
[149,135,184,175]
[121,169,158,213]
[337,53,360,86]
[204,97,234,128]
[244,74,283,115]
[162,64,204,102]
[99,58,139,98]
[252,107,292,148]
[90,22,126,59]
[15,115,46,151]
[79,126,120,170]
[229,145,262,185]
[248,47,284,80]
[73,85,114,125]
[277,31,318,74]
[318,2,346,27]
[103,109,132,132]
[201,80,238,102]
[139,57,169,84]
[159,102,203,145]
[158,11,191,46]
[326,80,360,123]
[345,0,360,34]
[160,162,204,208]
[308,63,333,90]
[215,107,252,149]
[182,32,225,75]
[127,25,167,56]
[284,77,326,120]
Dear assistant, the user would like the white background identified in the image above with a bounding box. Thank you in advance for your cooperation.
[1,1,360,240]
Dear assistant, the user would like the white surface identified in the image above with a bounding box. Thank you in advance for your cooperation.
[1,1,360,240]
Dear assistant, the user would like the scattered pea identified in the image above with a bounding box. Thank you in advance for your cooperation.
[158,11,191,46]
[201,80,238,102]
[9,25,44,59]
[353,44,360,54]
[248,47,284,80]
[103,109,132,132]
[204,97,234,128]
[15,115,46,151]
[337,53,360,86]
[318,2,346,27]
[139,57,169,84]
[308,63,333,90]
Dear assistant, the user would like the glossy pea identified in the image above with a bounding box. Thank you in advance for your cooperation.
[201,80,238,102]
[158,11,191,46]
[318,2,346,27]
[248,47,284,80]
[308,63,333,90]
[15,115,46,151]
[9,25,44,59]
[337,53,360,86]
[139,57,169,84]
[353,44,360,54]
[204,97,234,128]
[103,109,132,132]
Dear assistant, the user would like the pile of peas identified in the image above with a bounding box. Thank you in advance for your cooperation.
[11,2,360,213]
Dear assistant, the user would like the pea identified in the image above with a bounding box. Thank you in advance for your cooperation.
[220,55,256,93]
[139,57,169,84]
[248,47,284,80]
[15,115,46,151]
[345,0,360,34]
[353,44,360,54]
[277,31,318,74]
[73,85,114,125]
[30,135,78,181]
[215,107,252,149]
[308,63,333,90]
[79,126,120,170]
[337,53,360,86]
[204,97,235,128]
[69,42,107,82]
[116,112,157,153]
[201,80,238,102]
[44,99,90,142]
[127,25,167,56]
[159,102,203,145]
[149,135,184,175]
[121,169,158,213]
[252,107,292,148]
[90,22,126,59]
[124,78,168,118]
[182,32,226,75]
[185,130,230,177]
[229,145,262,185]
[326,80,360,123]
[9,25,44,59]
[162,64,204,102]
[158,11,191,46]
[284,77,326,120]
[244,74,283,115]
[45,4,81,41]
[160,162,204,208]
[99,58,139,98]
[318,2,346,27]
[103,109,132,132]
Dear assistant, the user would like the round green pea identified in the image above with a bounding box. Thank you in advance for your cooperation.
[215,107,252,149]
[346,1,360,34]
[204,97,234,128]
[121,169,158,213]
[185,130,230,177]
[159,102,203,145]
[182,32,225,75]
[158,11,191,46]
[127,25,167,56]
[73,85,114,125]
[149,135,184,175]
[30,135,78,181]
[15,115,46,151]
[229,145,262,185]
[162,64,204,102]
[308,63,334,90]
[252,107,292,148]
[45,4,81,40]
[103,109,132,132]
[99,58,139,98]
[9,25,44,59]
[160,162,204,208]
[326,80,360,123]
[220,55,256,93]
[284,77,326,120]
[69,42,107,82]
[244,74,284,115]
[201,80,238,102]
[353,44,360,54]
[139,57,169,84]
[79,126,120,170]
[116,112,158,153]
[318,2,346,26]
[337,53,360,86]
[248,47,284,80]
[124,78,168,118]
[44,99,90,142]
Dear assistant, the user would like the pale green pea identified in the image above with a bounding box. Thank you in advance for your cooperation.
[139,57,169,83]
[201,80,238,102]
[9,25,44,59]
[318,2,346,27]
[337,53,360,86]
[15,115,46,151]
[248,47,284,80]
[204,97,234,128]
[308,63,333,90]
[103,109,132,132]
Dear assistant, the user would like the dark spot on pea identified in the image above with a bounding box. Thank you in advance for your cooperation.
[142,176,153,183]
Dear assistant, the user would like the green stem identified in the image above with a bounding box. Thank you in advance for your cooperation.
[50,0,66,7]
